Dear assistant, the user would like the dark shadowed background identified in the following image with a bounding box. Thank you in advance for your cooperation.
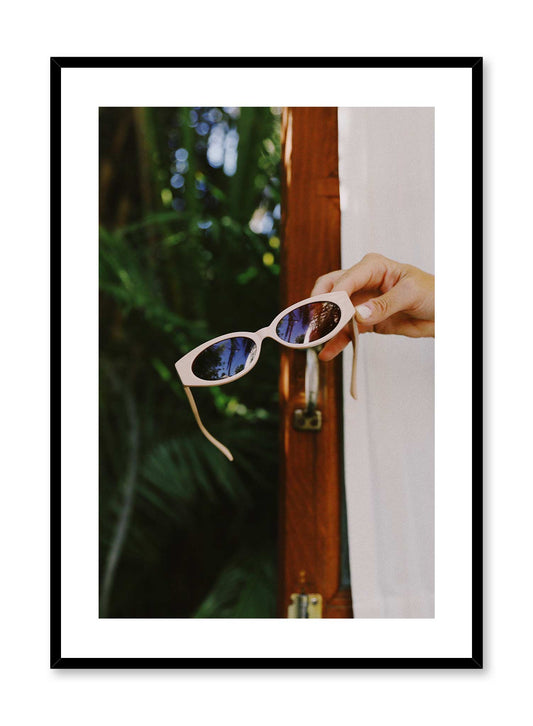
[99,107,281,618]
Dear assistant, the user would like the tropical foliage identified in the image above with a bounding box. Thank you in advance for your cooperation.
[99,107,281,617]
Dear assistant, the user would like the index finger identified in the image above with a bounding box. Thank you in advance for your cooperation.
[311,269,344,295]
[330,255,391,296]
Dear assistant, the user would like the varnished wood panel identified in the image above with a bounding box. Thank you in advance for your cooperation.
[278,108,352,618]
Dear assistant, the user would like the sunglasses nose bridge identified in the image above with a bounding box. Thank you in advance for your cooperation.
[256,326,274,341]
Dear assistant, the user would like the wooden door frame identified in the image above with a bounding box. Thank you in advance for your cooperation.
[278,107,352,618]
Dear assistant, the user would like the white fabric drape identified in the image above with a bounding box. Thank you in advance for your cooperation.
[339,108,435,618]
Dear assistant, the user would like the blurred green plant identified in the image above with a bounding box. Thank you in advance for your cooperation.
[99,107,281,617]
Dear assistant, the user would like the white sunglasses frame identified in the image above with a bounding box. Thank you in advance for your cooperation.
[174,290,358,461]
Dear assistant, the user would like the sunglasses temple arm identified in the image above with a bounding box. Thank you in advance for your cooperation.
[350,316,359,400]
[183,386,234,462]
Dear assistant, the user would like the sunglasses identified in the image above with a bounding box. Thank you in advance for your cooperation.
[175,290,358,461]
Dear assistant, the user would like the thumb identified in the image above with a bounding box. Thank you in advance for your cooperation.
[354,286,409,325]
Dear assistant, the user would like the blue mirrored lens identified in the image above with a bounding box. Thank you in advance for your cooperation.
[192,336,258,381]
[276,302,341,344]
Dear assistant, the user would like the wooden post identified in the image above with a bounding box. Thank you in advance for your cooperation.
[278,108,353,618]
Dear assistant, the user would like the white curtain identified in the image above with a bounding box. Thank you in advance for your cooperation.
[339,108,435,618]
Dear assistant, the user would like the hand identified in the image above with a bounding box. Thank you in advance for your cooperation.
[311,253,435,361]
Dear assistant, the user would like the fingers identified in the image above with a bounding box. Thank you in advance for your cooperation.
[311,270,344,295]
[311,256,435,344]
[318,328,352,361]
[311,255,393,361]
[353,282,413,326]
[312,254,395,299]
[329,253,391,296]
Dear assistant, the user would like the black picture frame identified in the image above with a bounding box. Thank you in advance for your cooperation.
[51,56,483,669]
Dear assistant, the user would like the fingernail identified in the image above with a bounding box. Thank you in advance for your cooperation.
[355,303,372,320]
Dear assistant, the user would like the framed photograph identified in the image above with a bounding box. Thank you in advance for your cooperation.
[51,57,482,668]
